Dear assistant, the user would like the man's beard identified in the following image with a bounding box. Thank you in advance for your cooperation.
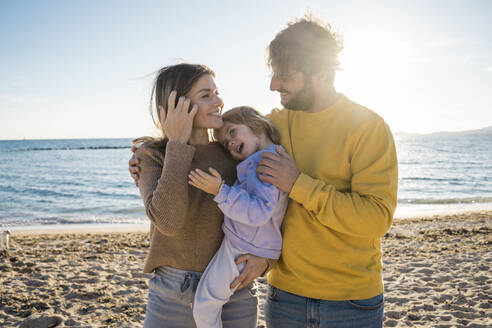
[282,81,315,111]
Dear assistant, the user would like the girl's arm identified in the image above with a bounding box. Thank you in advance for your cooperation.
[214,178,280,227]
[189,153,282,227]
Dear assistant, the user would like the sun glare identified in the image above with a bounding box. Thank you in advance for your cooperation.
[336,34,417,131]
[338,36,408,97]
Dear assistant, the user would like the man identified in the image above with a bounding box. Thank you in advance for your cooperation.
[131,15,398,327]
[255,16,398,327]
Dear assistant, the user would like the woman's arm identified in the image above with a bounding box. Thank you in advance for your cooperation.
[137,91,199,236]
[136,142,195,236]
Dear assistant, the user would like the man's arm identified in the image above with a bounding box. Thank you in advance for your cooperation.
[129,146,141,186]
[258,119,398,239]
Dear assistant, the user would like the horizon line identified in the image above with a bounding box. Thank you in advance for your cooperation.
[1,125,491,141]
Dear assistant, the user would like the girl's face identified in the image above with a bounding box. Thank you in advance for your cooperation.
[186,74,224,129]
[217,122,262,161]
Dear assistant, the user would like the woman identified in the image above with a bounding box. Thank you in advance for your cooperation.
[132,63,268,327]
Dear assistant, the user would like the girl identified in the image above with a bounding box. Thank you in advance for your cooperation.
[188,106,288,328]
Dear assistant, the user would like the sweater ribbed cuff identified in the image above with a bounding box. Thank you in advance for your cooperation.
[289,172,312,205]
[213,183,230,204]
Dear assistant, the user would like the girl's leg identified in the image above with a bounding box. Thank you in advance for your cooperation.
[193,238,257,328]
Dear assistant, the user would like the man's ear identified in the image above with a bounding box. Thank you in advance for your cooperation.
[310,72,332,88]
[311,71,333,84]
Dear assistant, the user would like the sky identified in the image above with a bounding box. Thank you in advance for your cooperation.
[1,0,491,140]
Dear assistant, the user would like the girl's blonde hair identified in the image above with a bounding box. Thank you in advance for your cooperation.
[214,106,280,144]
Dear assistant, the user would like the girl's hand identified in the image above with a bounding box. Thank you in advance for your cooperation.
[188,168,223,195]
[160,90,198,144]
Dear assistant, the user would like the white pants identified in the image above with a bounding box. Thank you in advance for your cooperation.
[193,237,248,328]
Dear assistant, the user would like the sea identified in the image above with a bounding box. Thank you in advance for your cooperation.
[1,134,491,228]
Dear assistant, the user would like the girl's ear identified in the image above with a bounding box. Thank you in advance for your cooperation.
[259,131,272,144]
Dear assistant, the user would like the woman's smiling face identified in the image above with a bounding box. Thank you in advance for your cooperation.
[185,74,224,129]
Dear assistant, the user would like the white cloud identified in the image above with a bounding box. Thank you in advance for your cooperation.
[485,66,492,73]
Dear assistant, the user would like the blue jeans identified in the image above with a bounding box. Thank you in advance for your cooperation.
[143,266,257,328]
[264,285,384,328]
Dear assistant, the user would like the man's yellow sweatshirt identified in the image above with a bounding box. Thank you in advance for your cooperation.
[267,94,398,300]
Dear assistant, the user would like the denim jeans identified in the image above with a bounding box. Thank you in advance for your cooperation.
[264,285,384,328]
[143,266,257,328]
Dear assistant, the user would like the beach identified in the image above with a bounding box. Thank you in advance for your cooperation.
[1,211,491,327]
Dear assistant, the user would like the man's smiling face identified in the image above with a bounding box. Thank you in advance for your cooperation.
[269,65,315,112]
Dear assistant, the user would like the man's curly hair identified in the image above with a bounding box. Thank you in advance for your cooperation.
[266,13,343,83]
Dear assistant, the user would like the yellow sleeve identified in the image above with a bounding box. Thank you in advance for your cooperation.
[289,119,398,238]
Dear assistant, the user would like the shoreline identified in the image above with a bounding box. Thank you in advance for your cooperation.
[6,223,150,235]
[2,208,492,235]
[1,211,491,327]
[393,202,492,219]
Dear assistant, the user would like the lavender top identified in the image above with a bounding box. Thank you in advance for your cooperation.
[214,145,288,259]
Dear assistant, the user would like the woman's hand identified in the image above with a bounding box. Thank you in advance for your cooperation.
[230,254,269,290]
[188,168,223,195]
[161,90,198,144]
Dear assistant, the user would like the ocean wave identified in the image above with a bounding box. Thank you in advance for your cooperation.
[0,186,75,198]
[7,146,131,152]
[0,215,147,227]
[50,206,144,215]
[112,207,145,214]
[401,177,471,183]
[85,190,140,199]
[0,186,18,193]
[23,187,75,198]
[398,197,492,205]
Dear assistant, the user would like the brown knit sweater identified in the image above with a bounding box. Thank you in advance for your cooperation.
[136,140,237,273]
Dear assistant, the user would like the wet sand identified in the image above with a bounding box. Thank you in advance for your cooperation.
[1,211,491,327]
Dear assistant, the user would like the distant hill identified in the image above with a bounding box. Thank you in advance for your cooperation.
[427,126,492,136]
[396,125,492,137]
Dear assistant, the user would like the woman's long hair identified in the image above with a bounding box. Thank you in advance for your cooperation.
[133,63,215,148]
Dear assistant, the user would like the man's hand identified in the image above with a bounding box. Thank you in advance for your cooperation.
[188,168,223,195]
[230,254,269,290]
[257,146,300,193]
[129,146,141,187]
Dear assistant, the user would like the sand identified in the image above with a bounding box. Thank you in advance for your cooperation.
[1,211,491,327]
